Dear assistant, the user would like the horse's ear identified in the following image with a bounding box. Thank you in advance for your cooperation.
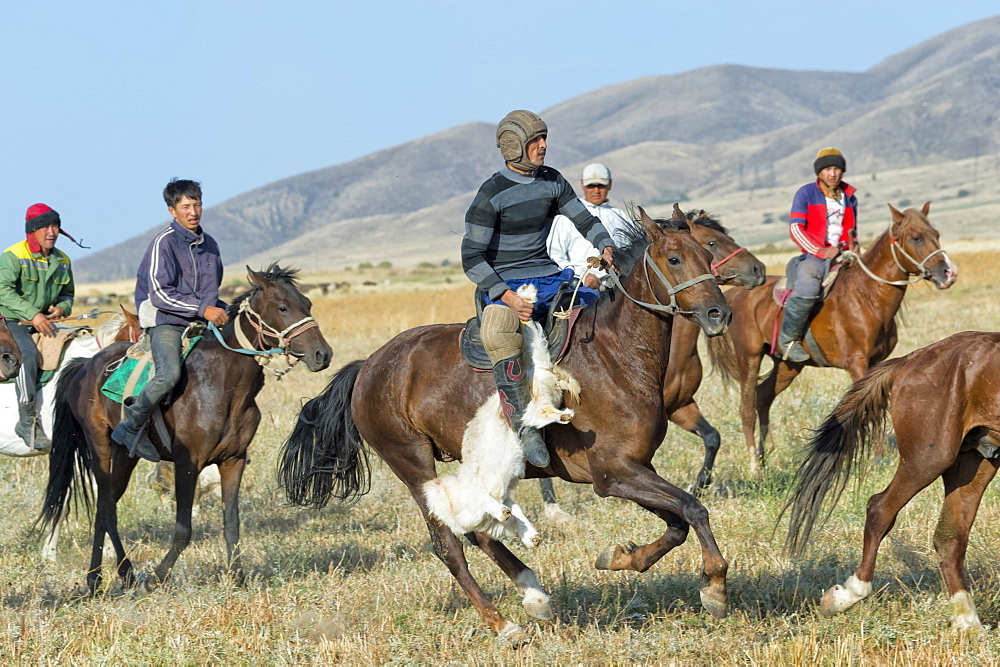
[246,266,265,288]
[671,203,686,222]
[120,304,138,327]
[638,206,659,237]
[887,203,904,223]
[921,201,931,216]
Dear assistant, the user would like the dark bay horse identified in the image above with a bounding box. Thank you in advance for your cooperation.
[279,208,733,643]
[784,331,1000,630]
[708,203,957,476]
[40,265,332,594]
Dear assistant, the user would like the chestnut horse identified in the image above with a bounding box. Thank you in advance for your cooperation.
[708,203,957,475]
[0,319,22,383]
[40,265,332,594]
[538,209,765,514]
[785,331,1000,630]
[279,209,733,644]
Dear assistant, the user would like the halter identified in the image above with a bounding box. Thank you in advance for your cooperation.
[840,220,950,287]
[207,297,319,378]
[710,246,749,280]
[603,249,715,315]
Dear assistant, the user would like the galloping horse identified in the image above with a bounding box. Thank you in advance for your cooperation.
[708,203,957,475]
[538,208,765,514]
[279,208,733,643]
[785,332,1000,630]
[40,265,332,594]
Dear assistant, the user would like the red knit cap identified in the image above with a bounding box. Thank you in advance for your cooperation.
[24,203,89,250]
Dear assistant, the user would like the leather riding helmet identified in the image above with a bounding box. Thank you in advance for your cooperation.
[496,110,547,172]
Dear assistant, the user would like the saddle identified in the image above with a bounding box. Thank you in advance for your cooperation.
[0,326,93,386]
[460,280,584,371]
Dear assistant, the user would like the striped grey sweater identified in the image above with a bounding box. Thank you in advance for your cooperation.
[462,165,614,300]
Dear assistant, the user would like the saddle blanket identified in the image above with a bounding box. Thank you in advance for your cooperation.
[100,336,202,404]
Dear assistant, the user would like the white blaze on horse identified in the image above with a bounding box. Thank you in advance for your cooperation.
[424,285,580,549]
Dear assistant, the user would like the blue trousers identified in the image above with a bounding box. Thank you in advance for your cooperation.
[6,320,39,404]
[482,268,600,322]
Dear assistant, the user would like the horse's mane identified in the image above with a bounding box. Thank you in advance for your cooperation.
[94,312,127,347]
[685,209,728,235]
[615,206,691,276]
[227,263,302,316]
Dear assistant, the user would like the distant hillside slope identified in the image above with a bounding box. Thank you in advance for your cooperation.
[75,15,1000,281]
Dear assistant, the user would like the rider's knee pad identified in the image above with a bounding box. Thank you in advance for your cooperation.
[480,304,523,365]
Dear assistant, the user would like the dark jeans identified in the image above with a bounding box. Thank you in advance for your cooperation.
[790,254,829,299]
[6,319,40,405]
[133,324,185,412]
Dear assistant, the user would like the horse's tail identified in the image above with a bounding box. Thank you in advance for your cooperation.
[277,359,371,509]
[706,331,739,386]
[38,356,94,535]
[783,356,907,556]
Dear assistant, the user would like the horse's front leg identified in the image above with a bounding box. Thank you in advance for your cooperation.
[148,456,198,590]
[668,403,720,491]
[217,456,248,585]
[467,531,552,621]
[591,457,728,619]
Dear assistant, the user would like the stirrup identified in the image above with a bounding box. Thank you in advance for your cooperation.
[780,340,811,363]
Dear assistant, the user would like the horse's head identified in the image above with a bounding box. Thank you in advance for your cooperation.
[684,207,765,288]
[240,264,333,372]
[0,319,21,380]
[637,206,731,336]
[888,202,958,289]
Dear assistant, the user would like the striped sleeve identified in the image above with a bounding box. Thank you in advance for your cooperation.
[146,230,203,317]
[461,189,507,300]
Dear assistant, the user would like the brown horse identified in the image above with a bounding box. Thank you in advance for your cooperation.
[784,331,1000,630]
[708,203,957,475]
[279,208,733,643]
[40,265,332,594]
[0,319,22,381]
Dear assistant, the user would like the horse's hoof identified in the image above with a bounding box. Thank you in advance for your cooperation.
[699,586,728,619]
[496,622,531,648]
[523,595,553,621]
[501,506,512,521]
[530,534,542,547]
[138,574,159,594]
[594,542,637,571]
[819,585,846,617]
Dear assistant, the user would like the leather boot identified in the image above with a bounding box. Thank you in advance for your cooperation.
[110,397,161,462]
[777,295,817,363]
[492,353,550,469]
[15,401,51,451]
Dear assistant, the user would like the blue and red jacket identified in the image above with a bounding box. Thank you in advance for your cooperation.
[135,221,226,328]
[788,180,858,257]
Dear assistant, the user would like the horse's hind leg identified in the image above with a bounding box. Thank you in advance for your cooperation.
[821,447,951,617]
[933,450,998,631]
[754,361,801,468]
[538,478,573,524]
[87,443,139,593]
[737,351,764,477]
[669,403,720,491]
[467,531,553,621]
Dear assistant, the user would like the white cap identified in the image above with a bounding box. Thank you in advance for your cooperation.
[580,163,611,185]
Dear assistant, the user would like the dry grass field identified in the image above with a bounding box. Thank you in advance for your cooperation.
[3,249,1000,663]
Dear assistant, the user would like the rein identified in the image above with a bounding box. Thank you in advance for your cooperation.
[207,298,319,378]
[604,249,715,315]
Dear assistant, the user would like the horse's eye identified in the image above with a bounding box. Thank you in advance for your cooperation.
[707,241,716,247]
[911,237,924,244]
[668,257,680,265]
[279,306,288,312]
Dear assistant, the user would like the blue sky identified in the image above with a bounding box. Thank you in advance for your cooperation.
[2,1,997,258]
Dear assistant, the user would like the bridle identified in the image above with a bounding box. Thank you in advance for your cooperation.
[840,220,949,287]
[207,296,319,378]
[604,248,715,315]
[710,246,749,281]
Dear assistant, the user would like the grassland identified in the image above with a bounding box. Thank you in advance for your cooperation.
[3,251,1000,664]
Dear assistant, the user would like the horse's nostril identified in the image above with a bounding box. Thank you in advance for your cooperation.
[707,308,722,321]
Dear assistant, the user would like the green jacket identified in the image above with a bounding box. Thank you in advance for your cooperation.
[0,240,74,322]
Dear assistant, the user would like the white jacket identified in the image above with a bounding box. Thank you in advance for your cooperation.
[547,199,631,279]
